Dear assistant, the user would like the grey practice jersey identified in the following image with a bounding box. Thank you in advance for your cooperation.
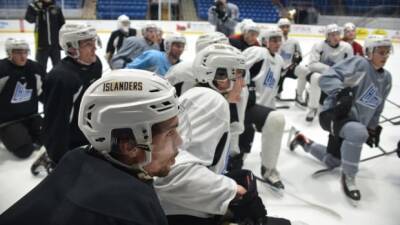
[320,56,392,129]
[279,37,302,68]
[154,87,236,218]
[309,40,354,73]
[165,60,196,95]
[110,37,159,69]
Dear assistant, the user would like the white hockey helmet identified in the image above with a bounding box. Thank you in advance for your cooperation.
[164,32,186,54]
[5,38,30,56]
[59,23,100,58]
[364,35,393,57]
[78,69,180,170]
[343,22,356,32]
[193,43,246,92]
[260,27,283,45]
[325,24,342,36]
[117,14,130,30]
[277,18,291,27]
[240,19,260,34]
[195,32,229,53]
[141,23,158,36]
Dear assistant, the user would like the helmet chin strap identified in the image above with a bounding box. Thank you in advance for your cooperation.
[100,150,152,178]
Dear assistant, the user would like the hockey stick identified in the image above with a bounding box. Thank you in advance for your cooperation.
[360,148,398,162]
[0,112,44,129]
[253,174,342,220]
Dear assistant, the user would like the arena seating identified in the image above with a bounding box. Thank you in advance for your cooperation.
[0,0,83,9]
[97,0,147,19]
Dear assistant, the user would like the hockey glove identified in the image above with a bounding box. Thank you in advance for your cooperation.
[292,52,302,66]
[333,87,354,120]
[229,193,267,223]
[366,125,382,148]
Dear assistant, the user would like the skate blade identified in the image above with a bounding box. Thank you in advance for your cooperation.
[311,168,336,179]
[346,197,360,207]
[286,126,299,149]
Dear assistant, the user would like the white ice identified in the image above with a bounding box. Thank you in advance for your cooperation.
[0,31,399,225]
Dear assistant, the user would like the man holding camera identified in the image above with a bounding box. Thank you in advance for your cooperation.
[208,0,239,36]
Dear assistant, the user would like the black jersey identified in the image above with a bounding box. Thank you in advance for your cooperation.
[42,56,102,163]
[0,59,45,124]
[0,148,168,225]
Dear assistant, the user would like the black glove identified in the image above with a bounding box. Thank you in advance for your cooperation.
[366,125,382,148]
[333,87,354,119]
[226,170,267,223]
[292,52,302,66]
[229,193,267,223]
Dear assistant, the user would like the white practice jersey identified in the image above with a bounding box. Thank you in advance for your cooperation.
[308,40,353,73]
[154,87,236,218]
[165,60,196,95]
[279,37,302,68]
[244,46,284,108]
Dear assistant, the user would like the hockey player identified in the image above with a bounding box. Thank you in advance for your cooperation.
[228,19,260,51]
[110,23,159,69]
[155,46,301,225]
[42,23,102,164]
[289,35,393,203]
[105,14,137,64]
[0,70,181,224]
[342,22,364,56]
[276,18,303,100]
[165,31,229,96]
[233,28,286,189]
[295,24,353,122]
[25,0,65,71]
[0,38,46,159]
[208,0,240,36]
[125,33,186,76]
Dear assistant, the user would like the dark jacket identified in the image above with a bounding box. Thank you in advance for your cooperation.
[42,56,102,163]
[106,28,137,55]
[25,0,65,48]
[0,148,169,225]
[0,59,45,124]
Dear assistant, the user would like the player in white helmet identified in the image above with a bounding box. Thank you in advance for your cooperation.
[276,18,303,101]
[126,33,186,76]
[231,28,286,189]
[290,35,393,204]
[111,23,160,69]
[165,31,229,96]
[0,38,45,160]
[42,23,102,164]
[1,69,181,224]
[105,14,137,64]
[229,19,260,51]
[295,24,353,122]
[155,43,305,225]
[342,22,363,56]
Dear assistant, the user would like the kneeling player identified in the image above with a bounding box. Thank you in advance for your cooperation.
[290,35,392,204]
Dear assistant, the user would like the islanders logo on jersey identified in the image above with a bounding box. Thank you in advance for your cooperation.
[280,50,292,61]
[263,68,275,88]
[357,84,382,109]
[11,81,33,104]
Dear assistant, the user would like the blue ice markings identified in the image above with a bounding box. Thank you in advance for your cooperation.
[263,68,275,88]
[11,81,32,104]
[357,84,381,109]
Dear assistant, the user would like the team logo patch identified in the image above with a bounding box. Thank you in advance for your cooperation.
[357,84,382,109]
[263,68,275,88]
[11,81,33,104]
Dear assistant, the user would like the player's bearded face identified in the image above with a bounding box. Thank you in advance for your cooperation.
[10,49,28,66]
[244,31,259,45]
[327,32,341,46]
[280,25,290,36]
[143,117,181,177]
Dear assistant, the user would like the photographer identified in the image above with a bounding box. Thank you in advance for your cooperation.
[208,0,239,36]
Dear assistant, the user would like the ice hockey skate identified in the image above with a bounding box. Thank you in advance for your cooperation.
[261,166,284,190]
[341,173,361,206]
